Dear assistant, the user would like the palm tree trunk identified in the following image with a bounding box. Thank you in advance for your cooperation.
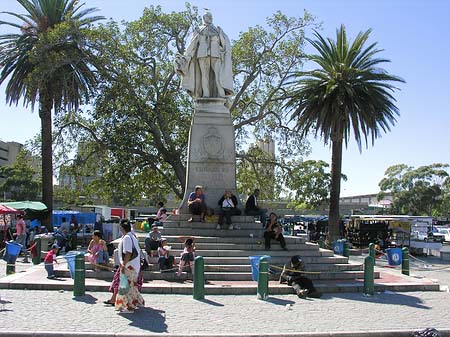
[328,137,343,242]
[39,93,53,232]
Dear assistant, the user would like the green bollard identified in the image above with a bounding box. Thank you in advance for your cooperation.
[368,243,375,259]
[193,256,205,300]
[5,245,16,275]
[32,237,41,265]
[257,256,269,300]
[363,255,375,296]
[6,259,15,275]
[402,247,410,276]
[73,253,85,296]
[343,241,350,258]
[318,238,324,249]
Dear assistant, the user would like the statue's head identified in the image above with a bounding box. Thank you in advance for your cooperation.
[203,10,213,24]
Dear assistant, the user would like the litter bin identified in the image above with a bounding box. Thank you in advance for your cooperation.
[249,255,270,281]
[3,241,22,263]
[333,240,344,255]
[64,252,78,279]
[386,248,402,266]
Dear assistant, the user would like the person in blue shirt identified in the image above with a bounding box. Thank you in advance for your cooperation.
[187,185,207,222]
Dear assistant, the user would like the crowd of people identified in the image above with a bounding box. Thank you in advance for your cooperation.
[3,187,318,313]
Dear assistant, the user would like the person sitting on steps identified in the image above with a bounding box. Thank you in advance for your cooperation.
[158,238,175,272]
[177,237,195,276]
[148,202,166,225]
[264,212,287,251]
[144,223,162,257]
[245,188,267,224]
[187,186,207,223]
[217,190,242,230]
[279,255,322,298]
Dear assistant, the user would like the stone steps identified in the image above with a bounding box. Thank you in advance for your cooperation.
[87,262,362,273]
[0,272,440,295]
[167,215,257,222]
[144,249,333,257]
[161,228,265,237]
[142,242,314,251]
[56,269,377,281]
[134,234,307,245]
[162,221,265,230]
[48,218,380,292]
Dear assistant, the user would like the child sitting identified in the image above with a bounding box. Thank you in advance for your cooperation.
[144,223,162,257]
[44,244,60,279]
[158,238,175,272]
[158,208,168,223]
[177,237,195,276]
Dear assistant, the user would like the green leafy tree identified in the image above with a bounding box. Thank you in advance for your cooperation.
[236,144,278,200]
[378,163,450,215]
[0,149,40,201]
[55,5,315,204]
[285,24,404,240]
[286,160,347,210]
[0,0,103,228]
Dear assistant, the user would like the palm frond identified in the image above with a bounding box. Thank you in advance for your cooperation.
[286,24,405,150]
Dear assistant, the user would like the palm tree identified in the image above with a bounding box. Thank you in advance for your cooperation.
[0,0,103,229]
[286,24,404,242]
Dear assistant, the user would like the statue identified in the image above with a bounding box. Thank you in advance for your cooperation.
[175,11,234,99]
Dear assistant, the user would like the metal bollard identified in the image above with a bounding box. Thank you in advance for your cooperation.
[32,237,41,265]
[193,256,205,300]
[363,255,375,296]
[6,258,15,275]
[257,256,269,300]
[368,243,375,259]
[402,247,410,276]
[343,241,350,258]
[318,238,324,249]
[73,253,85,296]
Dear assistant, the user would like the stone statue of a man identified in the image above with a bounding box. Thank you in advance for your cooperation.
[175,11,234,99]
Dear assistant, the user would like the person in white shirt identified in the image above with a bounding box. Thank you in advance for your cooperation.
[217,190,241,230]
[104,219,144,312]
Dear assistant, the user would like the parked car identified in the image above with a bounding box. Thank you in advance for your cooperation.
[412,228,445,242]
[437,228,450,242]
[427,227,445,243]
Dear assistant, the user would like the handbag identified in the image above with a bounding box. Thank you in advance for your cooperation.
[118,272,130,295]
[122,233,139,261]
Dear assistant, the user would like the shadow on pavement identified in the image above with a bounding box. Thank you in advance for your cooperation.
[266,296,296,306]
[72,294,97,304]
[322,292,431,309]
[120,307,168,333]
[197,298,224,306]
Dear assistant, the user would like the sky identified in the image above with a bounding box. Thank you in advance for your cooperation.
[0,0,449,197]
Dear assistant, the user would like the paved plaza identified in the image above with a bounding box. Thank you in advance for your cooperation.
[1,254,450,336]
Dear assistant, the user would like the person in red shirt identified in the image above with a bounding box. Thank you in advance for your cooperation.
[44,244,60,279]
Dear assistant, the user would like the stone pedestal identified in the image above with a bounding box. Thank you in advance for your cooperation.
[180,98,237,212]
